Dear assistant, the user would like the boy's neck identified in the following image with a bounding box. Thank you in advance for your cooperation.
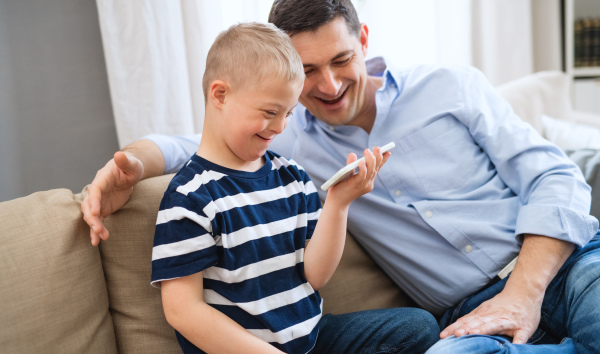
[196,138,266,173]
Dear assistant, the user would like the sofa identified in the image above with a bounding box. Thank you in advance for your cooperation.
[2,71,600,353]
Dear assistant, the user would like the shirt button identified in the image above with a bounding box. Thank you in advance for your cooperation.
[425,210,433,218]
[394,189,401,197]
[465,245,473,253]
[328,126,335,131]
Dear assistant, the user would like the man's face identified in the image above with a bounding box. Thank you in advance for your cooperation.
[290,17,373,129]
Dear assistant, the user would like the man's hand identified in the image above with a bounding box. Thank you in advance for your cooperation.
[81,151,144,246]
[440,234,574,344]
[440,286,543,344]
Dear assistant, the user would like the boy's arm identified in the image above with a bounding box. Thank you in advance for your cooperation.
[161,272,284,354]
[303,147,389,290]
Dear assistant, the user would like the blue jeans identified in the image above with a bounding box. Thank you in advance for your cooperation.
[312,307,439,354]
[426,235,600,354]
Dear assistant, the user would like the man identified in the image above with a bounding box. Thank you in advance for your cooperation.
[82,1,600,352]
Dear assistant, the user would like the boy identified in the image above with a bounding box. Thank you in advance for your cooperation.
[151,23,392,353]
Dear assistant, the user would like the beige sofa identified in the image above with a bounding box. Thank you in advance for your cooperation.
[1,71,599,353]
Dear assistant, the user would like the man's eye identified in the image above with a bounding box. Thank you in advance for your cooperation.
[266,111,277,116]
[335,57,351,65]
[304,69,314,76]
[286,111,293,117]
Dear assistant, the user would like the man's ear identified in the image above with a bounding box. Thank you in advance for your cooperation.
[359,23,369,57]
[209,80,229,109]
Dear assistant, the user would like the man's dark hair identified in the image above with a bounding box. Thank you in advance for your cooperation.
[268,0,360,38]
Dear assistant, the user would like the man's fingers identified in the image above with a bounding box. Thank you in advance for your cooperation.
[512,330,530,344]
[113,151,133,172]
[440,316,474,338]
[91,232,100,247]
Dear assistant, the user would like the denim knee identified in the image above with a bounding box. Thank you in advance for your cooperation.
[401,308,440,352]
[425,335,508,354]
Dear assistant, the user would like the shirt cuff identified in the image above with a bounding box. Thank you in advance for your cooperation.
[142,134,201,174]
[515,204,599,248]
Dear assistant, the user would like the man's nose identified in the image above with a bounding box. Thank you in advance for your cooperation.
[317,69,342,96]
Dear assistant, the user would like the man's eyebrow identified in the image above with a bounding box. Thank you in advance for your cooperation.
[303,50,354,68]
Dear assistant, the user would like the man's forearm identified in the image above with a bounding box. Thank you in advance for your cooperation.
[504,234,575,299]
[122,139,166,180]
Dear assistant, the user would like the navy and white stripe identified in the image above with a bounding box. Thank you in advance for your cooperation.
[151,151,322,353]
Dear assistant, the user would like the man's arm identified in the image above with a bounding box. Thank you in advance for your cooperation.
[439,67,596,343]
[161,272,284,354]
[81,139,166,246]
[441,234,575,343]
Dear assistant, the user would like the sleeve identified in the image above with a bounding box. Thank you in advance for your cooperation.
[459,67,598,247]
[151,183,219,287]
[143,134,202,174]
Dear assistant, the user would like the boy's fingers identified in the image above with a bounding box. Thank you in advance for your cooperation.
[346,152,358,165]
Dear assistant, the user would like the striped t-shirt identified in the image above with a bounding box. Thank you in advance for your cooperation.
[151,151,323,354]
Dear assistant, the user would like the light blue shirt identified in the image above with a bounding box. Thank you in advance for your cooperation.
[145,59,598,315]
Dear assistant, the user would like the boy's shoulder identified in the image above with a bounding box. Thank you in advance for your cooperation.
[267,150,305,173]
[160,156,225,209]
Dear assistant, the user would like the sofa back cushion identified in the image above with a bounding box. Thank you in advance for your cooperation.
[496,70,571,134]
[99,174,181,354]
[0,189,117,353]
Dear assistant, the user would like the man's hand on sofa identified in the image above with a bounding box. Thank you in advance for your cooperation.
[82,151,144,246]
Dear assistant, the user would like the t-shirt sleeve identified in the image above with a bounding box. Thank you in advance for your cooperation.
[151,183,218,287]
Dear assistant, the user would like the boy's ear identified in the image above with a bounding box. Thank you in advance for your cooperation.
[209,80,229,109]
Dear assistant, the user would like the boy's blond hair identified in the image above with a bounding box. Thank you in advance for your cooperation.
[202,22,304,101]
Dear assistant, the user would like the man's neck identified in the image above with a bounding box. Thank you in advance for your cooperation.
[352,75,383,134]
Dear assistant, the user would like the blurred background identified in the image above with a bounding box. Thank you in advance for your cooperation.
[1,0,598,202]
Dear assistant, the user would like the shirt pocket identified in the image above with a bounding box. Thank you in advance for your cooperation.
[399,115,481,192]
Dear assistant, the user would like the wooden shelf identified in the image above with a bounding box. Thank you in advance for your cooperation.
[573,67,600,77]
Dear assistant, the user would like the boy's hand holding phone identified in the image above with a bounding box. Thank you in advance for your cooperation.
[324,145,392,207]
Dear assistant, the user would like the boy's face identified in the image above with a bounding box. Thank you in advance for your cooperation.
[290,17,372,129]
[219,76,302,167]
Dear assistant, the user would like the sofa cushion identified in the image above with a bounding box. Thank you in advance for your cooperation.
[99,174,181,354]
[0,189,116,353]
[496,71,571,134]
[319,232,415,314]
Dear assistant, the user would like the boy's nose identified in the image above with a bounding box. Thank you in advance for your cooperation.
[270,116,287,134]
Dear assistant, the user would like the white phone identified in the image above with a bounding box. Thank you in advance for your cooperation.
[320,142,396,191]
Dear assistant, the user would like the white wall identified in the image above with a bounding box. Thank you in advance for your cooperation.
[0,0,118,202]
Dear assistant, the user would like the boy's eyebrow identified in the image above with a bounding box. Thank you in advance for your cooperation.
[265,103,298,110]
[303,50,354,68]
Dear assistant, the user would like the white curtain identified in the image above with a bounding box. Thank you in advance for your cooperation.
[96,0,272,148]
[360,0,562,86]
[434,0,562,86]
[97,0,562,147]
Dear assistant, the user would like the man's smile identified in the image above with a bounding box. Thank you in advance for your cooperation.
[317,87,347,105]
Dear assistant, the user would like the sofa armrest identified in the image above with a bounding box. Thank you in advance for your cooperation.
[569,110,600,128]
